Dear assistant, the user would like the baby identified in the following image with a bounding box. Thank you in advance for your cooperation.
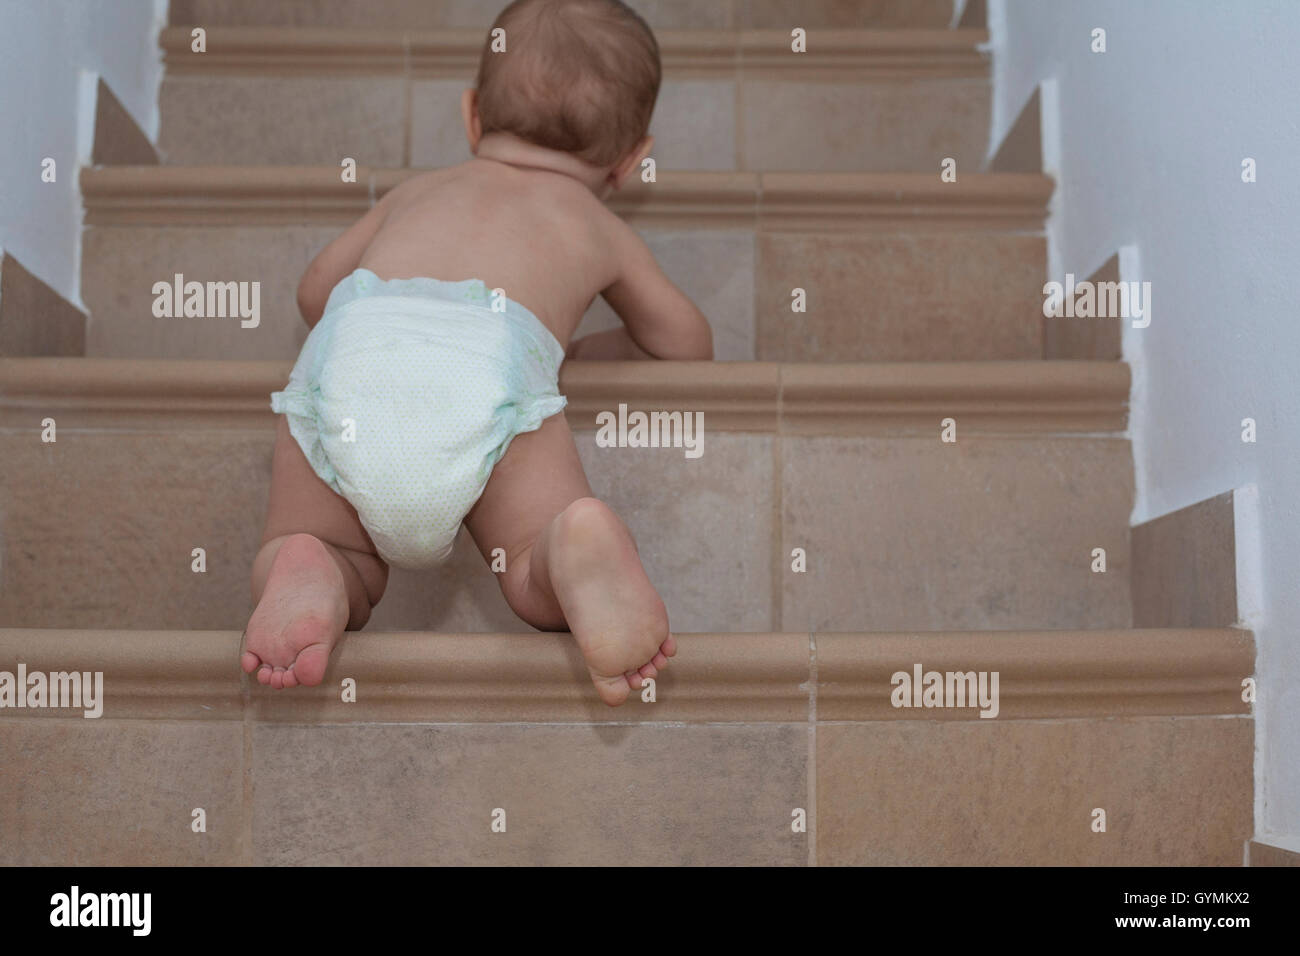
[240,0,712,706]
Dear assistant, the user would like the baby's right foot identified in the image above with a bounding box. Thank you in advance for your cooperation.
[546,498,676,706]
[241,533,350,689]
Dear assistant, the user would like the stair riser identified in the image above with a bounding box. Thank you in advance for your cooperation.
[81,226,1043,361]
[169,0,957,30]
[157,74,989,172]
[0,430,1129,632]
[0,716,1249,865]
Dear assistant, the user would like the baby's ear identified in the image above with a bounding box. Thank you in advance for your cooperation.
[461,88,483,152]
[608,135,654,191]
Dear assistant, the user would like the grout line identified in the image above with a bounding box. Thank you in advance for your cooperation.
[733,24,744,171]
[239,670,254,864]
[401,31,413,169]
[807,628,818,867]
[0,713,1258,728]
[771,371,784,631]
[247,719,844,728]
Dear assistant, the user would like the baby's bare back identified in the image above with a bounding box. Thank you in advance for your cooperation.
[357,160,623,347]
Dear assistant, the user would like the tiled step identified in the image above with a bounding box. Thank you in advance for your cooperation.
[156,27,989,170]
[0,628,1254,865]
[0,358,1131,633]
[169,0,959,31]
[80,168,1050,362]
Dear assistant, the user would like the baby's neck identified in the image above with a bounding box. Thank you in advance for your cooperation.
[474,133,610,195]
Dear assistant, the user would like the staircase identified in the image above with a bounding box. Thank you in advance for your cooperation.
[0,0,1253,865]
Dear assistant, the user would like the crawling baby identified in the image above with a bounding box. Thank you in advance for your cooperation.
[240,0,712,705]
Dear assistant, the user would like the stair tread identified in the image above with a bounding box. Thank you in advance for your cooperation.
[81,166,1053,228]
[156,50,992,170]
[2,358,1135,634]
[166,0,960,32]
[0,627,1254,723]
[160,25,992,74]
[0,357,1128,435]
[77,168,1051,363]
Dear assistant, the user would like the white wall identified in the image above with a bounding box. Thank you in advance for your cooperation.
[0,0,166,305]
[989,0,1300,849]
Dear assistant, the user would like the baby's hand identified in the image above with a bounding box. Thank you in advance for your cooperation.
[600,226,713,360]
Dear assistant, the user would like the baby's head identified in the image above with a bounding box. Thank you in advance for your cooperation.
[466,0,661,178]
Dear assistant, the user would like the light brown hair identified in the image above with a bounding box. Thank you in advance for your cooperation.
[474,0,662,167]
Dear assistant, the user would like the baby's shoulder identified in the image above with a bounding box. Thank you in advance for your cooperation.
[380,166,458,203]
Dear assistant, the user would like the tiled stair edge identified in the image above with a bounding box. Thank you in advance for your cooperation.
[0,252,87,358]
[0,358,1128,434]
[1133,490,1243,629]
[987,83,1042,174]
[90,77,160,167]
[0,628,1254,723]
[1249,840,1300,866]
[160,26,990,78]
[80,167,1054,230]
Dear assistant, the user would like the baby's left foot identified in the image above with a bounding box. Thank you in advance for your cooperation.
[241,534,349,689]
[545,498,676,706]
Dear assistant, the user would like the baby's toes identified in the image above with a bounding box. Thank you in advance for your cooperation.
[651,651,669,669]
[660,634,678,658]
[637,661,659,681]
[593,673,631,707]
[280,667,300,689]
[241,650,262,675]
[291,644,331,687]
[256,664,273,686]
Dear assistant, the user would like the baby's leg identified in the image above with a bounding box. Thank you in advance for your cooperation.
[464,413,676,706]
[242,417,389,689]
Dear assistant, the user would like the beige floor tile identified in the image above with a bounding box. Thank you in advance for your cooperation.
[577,230,755,360]
[367,537,524,632]
[0,719,246,864]
[251,722,807,864]
[756,232,1044,361]
[409,79,473,168]
[781,436,1133,631]
[83,225,338,360]
[170,0,475,27]
[577,431,775,632]
[83,223,755,363]
[625,0,733,29]
[377,433,777,633]
[648,81,736,170]
[171,0,730,29]
[0,431,272,629]
[737,0,954,28]
[2,430,772,633]
[159,76,405,166]
[741,79,989,172]
[817,716,1253,865]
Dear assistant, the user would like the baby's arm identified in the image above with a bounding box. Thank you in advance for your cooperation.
[580,225,713,360]
[296,193,392,327]
[565,326,654,360]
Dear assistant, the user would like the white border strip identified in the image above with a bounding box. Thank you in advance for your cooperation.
[1119,244,1148,519]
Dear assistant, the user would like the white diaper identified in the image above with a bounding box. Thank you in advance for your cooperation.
[271,269,567,568]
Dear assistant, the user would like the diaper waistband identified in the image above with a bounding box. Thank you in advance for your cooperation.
[325,268,565,370]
